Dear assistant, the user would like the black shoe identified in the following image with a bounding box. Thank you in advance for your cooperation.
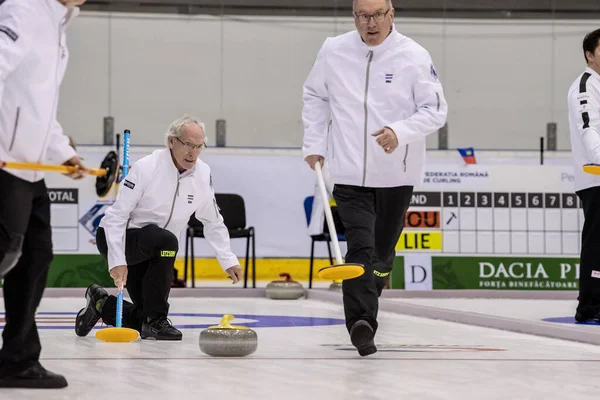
[575,311,587,322]
[575,311,600,323]
[350,320,377,356]
[0,363,67,389]
[75,284,108,337]
[141,317,182,341]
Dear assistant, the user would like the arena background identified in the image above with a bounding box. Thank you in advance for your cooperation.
[29,0,600,289]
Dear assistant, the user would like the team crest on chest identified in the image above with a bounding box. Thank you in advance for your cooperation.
[187,194,194,204]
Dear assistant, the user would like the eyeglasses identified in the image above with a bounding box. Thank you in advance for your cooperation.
[354,8,391,24]
[175,137,207,151]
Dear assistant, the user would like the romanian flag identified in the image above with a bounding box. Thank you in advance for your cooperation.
[457,147,477,164]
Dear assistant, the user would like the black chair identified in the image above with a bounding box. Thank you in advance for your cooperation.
[184,193,256,288]
[303,196,345,288]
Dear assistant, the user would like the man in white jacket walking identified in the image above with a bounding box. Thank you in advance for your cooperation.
[0,0,87,389]
[302,0,447,356]
[74,115,242,341]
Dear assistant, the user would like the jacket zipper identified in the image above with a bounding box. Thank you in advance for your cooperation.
[163,177,180,229]
[327,120,333,160]
[403,144,409,172]
[8,107,20,151]
[362,50,374,186]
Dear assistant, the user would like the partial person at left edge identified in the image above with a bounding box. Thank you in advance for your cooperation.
[0,0,88,390]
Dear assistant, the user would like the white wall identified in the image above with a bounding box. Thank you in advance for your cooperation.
[57,12,600,150]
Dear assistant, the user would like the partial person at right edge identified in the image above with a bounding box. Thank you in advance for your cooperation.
[567,28,600,323]
[302,0,448,356]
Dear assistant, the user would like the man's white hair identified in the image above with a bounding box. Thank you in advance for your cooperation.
[164,114,206,147]
[352,0,393,10]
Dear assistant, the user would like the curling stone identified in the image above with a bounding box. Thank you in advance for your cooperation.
[265,273,305,300]
[199,314,257,357]
[329,280,342,291]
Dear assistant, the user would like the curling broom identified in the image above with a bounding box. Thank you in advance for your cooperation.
[95,129,139,343]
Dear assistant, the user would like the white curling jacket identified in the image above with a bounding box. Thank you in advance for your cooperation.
[568,67,600,192]
[99,149,240,272]
[0,0,78,182]
[302,27,448,188]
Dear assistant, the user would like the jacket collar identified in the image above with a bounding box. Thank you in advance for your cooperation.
[44,0,80,27]
[586,66,600,80]
[353,24,403,54]
[162,148,197,177]
[65,7,81,27]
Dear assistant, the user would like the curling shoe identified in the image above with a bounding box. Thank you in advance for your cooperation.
[141,316,182,341]
[350,319,377,357]
[0,362,67,389]
[75,284,108,337]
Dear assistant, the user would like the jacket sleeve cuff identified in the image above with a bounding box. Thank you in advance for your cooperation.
[218,255,240,271]
[302,144,328,160]
[195,209,242,272]
[52,145,77,165]
[107,255,127,271]
[385,122,407,146]
[46,120,77,164]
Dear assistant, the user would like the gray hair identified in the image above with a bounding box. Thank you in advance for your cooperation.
[164,115,206,147]
[352,0,393,10]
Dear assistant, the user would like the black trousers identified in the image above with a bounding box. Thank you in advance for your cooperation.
[332,184,413,333]
[0,170,53,376]
[95,224,178,332]
[576,186,600,317]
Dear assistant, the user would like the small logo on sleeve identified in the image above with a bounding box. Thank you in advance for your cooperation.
[385,73,393,83]
[430,64,439,81]
[123,180,135,189]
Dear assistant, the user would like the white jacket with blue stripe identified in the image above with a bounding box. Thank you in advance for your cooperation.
[302,27,448,188]
[99,149,240,272]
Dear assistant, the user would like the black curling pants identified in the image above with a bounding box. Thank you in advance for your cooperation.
[0,170,53,377]
[576,186,600,319]
[332,184,413,334]
[95,224,178,332]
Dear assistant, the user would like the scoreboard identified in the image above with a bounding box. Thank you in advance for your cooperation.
[395,165,582,256]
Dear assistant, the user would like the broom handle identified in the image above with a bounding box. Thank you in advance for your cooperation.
[122,130,130,177]
[115,133,121,184]
[116,129,131,329]
[1,161,107,176]
[116,286,123,328]
[315,162,343,265]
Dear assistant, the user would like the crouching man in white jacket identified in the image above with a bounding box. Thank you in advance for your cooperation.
[302,0,448,356]
[74,115,242,341]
